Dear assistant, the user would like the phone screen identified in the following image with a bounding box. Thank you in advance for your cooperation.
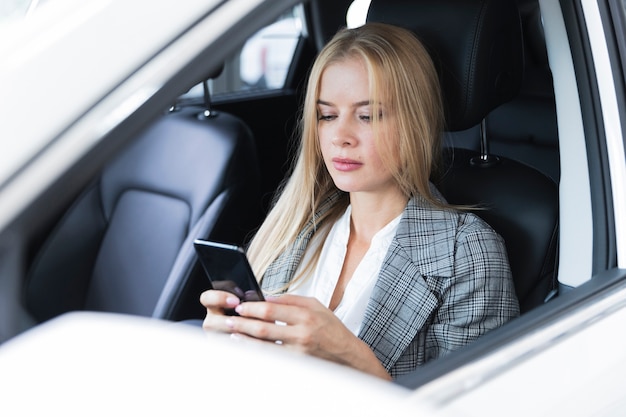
[194,240,265,305]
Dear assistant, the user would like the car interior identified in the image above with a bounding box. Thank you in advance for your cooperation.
[24,65,264,322]
[19,0,563,380]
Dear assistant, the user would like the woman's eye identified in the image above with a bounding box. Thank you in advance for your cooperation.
[360,112,383,122]
[318,114,335,121]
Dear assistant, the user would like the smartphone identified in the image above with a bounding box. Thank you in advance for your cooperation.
[193,239,265,311]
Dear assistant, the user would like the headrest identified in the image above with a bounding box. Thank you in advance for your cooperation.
[367,0,524,131]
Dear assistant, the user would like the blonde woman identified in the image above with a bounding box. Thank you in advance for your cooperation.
[201,22,519,380]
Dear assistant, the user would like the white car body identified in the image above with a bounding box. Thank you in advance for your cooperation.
[1,0,626,415]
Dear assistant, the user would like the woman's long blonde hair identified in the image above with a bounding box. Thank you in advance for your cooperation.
[247,22,444,282]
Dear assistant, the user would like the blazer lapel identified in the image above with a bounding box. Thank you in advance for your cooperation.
[358,197,458,371]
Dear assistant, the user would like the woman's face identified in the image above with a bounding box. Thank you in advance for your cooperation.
[317,57,400,198]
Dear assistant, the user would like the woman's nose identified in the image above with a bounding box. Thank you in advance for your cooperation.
[331,118,356,147]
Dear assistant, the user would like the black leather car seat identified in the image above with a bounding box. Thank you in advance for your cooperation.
[445,0,560,183]
[25,76,261,322]
[367,0,559,313]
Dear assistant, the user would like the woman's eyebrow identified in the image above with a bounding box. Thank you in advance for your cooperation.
[316,99,373,107]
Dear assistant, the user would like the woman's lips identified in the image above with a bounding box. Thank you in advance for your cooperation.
[332,158,362,172]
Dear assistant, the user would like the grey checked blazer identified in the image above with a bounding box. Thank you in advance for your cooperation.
[260,190,519,378]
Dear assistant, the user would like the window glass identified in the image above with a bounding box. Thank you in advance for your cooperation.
[183,0,374,100]
[0,0,37,25]
[347,0,371,28]
[183,5,305,99]
[238,10,304,90]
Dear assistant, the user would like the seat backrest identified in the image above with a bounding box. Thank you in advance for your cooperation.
[445,1,560,183]
[25,104,261,322]
[367,0,559,313]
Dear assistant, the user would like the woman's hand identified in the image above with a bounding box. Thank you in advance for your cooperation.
[200,291,390,380]
[199,289,242,330]
[235,295,352,358]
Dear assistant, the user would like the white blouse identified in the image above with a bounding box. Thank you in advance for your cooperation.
[289,205,402,335]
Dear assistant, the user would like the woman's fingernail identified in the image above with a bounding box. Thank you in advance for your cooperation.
[225,318,234,329]
[235,305,243,314]
[226,296,240,306]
